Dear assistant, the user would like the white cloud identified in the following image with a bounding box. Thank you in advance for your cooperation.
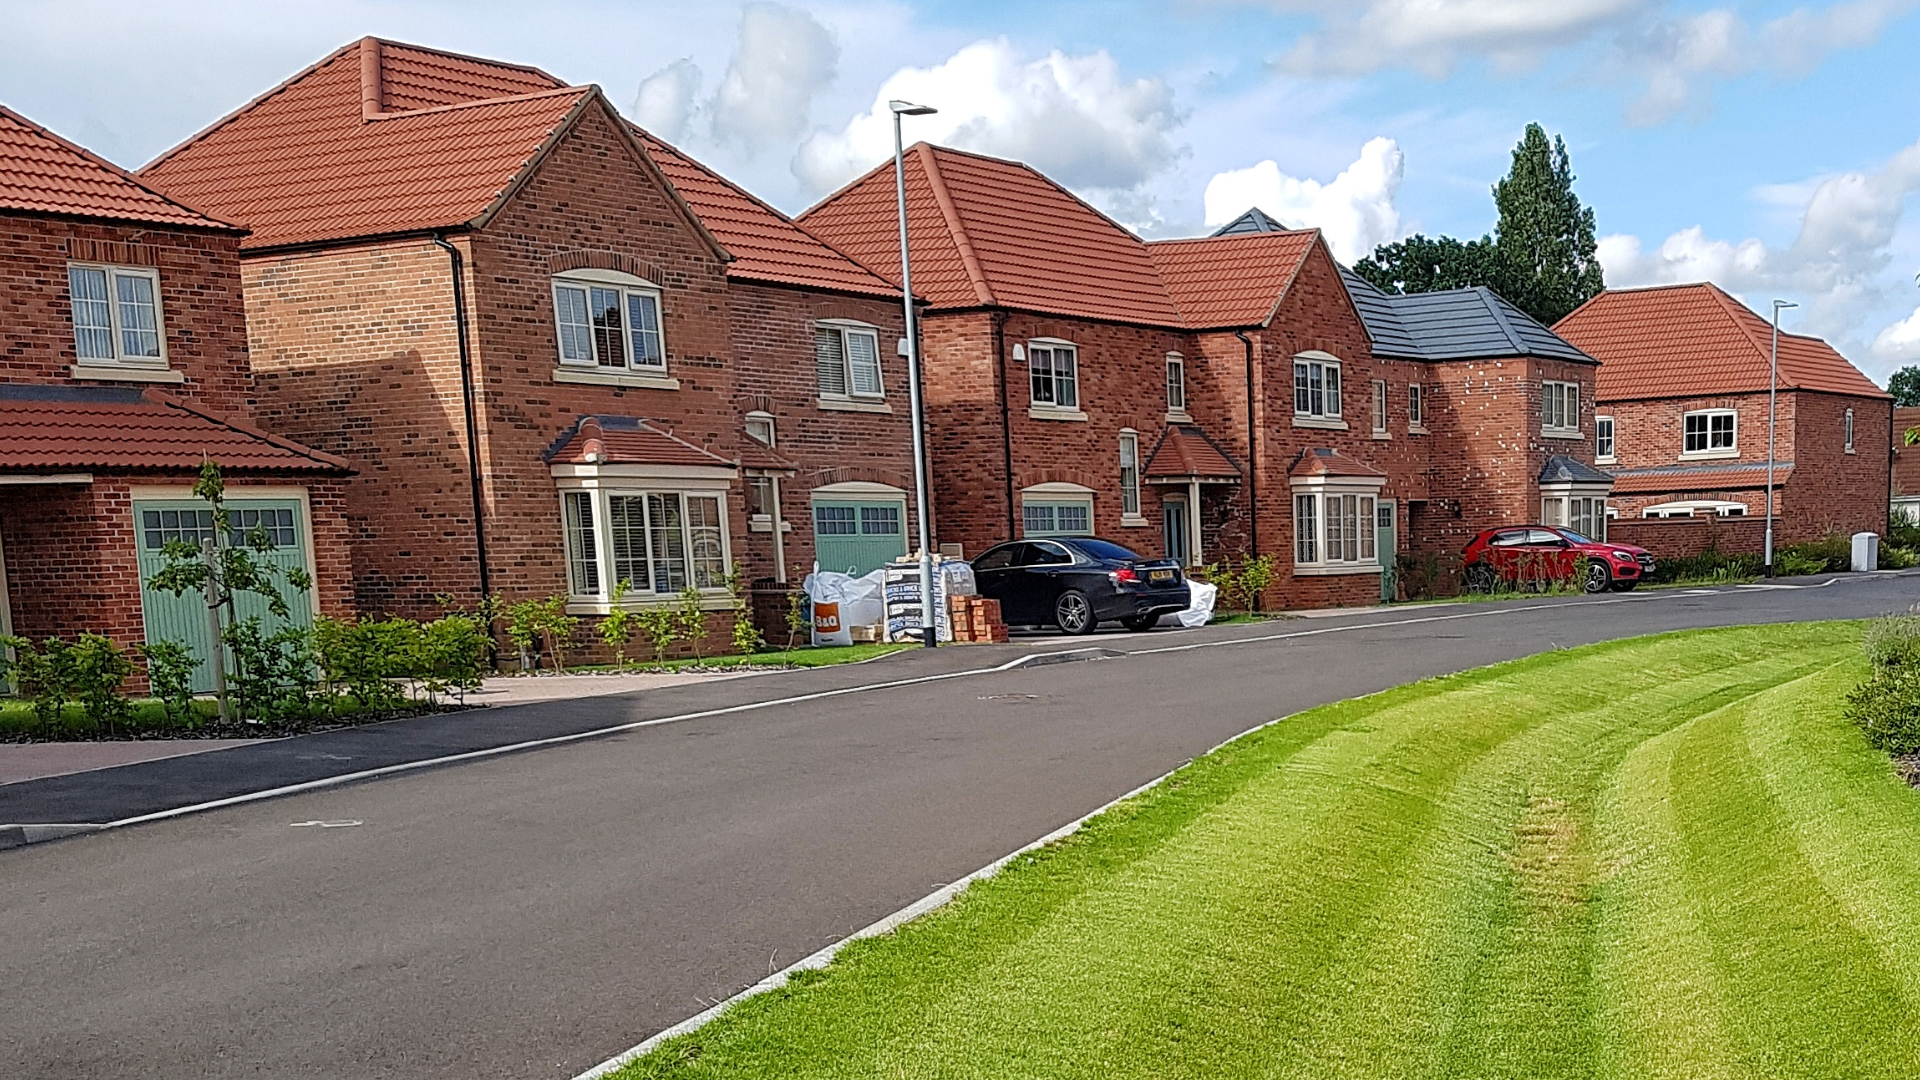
[633,59,702,144]
[710,2,839,147]
[1599,136,1920,375]
[1272,0,1648,77]
[793,38,1184,218]
[1202,137,1404,262]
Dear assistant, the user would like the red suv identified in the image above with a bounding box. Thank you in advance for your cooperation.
[1462,526,1655,594]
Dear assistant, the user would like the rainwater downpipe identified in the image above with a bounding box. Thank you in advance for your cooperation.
[993,311,1016,537]
[1235,330,1259,557]
[431,234,493,603]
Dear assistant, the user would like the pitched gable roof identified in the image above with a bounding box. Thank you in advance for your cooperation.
[0,105,237,231]
[1338,266,1592,363]
[1147,230,1319,329]
[799,143,1184,326]
[1143,424,1242,480]
[1554,282,1886,401]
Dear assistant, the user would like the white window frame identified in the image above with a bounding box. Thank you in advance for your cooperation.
[551,268,666,374]
[1643,499,1749,519]
[1292,352,1343,425]
[1542,380,1580,436]
[815,319,886,402]
[1371,379,1389,436]
[1119,430,1143,523]
[745,410,776,449]
[1290,478,1385,574]
[67,262,167,369]
[1408,383,1426,433]
[1028,339,1081,415]
[1021,481,1094,538]
[1165,353,1188,417]
[1845,408,1855,454]
[1681,408,1737,459]
[555,484,732,610]
[1595,415,1616,464]
[1541,492,1608,539]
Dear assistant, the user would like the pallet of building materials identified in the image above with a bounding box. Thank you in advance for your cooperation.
[949,595,1010,643]
[882,556,974,643]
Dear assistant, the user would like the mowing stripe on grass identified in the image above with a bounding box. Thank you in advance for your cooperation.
[606,623,1920,1080]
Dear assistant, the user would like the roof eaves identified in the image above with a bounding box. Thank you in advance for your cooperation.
[0,105,242,232]
[915,143,995,307]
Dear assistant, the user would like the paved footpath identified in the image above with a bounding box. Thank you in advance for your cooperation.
[1,576,1914,1079]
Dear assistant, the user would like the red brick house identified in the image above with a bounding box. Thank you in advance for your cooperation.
[0,104,353,687]
[139,39,913,642]
[1555,283,1890,543]
[1892,406,1920,523]
[799,148,1605,607]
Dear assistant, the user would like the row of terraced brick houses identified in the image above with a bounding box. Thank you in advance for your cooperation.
[0,37,1894,674]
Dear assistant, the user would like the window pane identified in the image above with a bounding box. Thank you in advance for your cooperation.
[114,272,161,358]
[1344,495,1360,561]
[1360,497,1376,560]
[815,505,857,535]
[1597,417,1614,457]
[686,495,725,588]
[1294,363,1310,414]
[647,493,687,593]
[1167,359,1185,410]
[847,331,882,396]
[1056,504,1090,535]
[564,492,600,596]
[1023,504,1054,535]
[628,292,664,369]
[746,417,774,447]
[608,495,650,591]
[859,504,901,535]
[1295,493,1317,563]
[814,329,847,396]
[1055,348,1078,409]
[69,266,113,360]
[1409,384,1423,425]
[1325,364,1341,417]
[1372,380,1387,433]
[1710,413,1734,448]
[554,285,594,363]
[746,477,772,519]
[1030,348,1054,404]
[1309,364,1324,416]
[589,286,625,368]
[1325,492,1345,560]
[1119,434,1140,517]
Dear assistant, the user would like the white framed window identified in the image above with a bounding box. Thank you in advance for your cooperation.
[815,321,884,400]
[1371,379,1388,435]
[1541,494,1606,539]
[1293,354,1342,419]
[1165,353,1186,414]
[1029,341,1079,411]
[1408,384,1425,430]
[1543,380,1579,434]
[1682,409,1737,457]
[1022,482,1094,537]
[558,488,729,601]
[552,270,665,372]
[68,263,165,366]
[1119,430,1141,519]
[745,411,776,448]
[1595,416,1615,463]
[1292,485,1382,571]
[1845,408,1855,453]
[1643,500,1748,519]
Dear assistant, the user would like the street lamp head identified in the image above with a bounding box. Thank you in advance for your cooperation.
[889,100,938,116]
[1772,299,1799,313]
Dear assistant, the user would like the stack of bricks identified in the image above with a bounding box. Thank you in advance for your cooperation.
[949,595,1010,643]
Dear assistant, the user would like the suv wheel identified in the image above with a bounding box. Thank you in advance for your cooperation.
[1055,590,1096,635]
[1583,561,1611,594]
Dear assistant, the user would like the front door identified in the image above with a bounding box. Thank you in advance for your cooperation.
[134,497,316,692]
[1377,501,1397,602]
[812,499,907,576]
[1163,499,1189,565]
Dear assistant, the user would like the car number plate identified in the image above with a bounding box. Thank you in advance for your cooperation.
[1148,569,1174,584]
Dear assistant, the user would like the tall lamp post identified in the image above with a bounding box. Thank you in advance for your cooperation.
[1766,299,1797,576]
[892,99,939,647]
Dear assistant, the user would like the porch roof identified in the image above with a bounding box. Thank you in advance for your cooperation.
[0,385,350,474]
[543,415,735,469]
[1609,461,1793,495]
[1144,424,1242,482]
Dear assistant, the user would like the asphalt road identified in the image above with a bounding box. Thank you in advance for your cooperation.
[5,576,1917,1079]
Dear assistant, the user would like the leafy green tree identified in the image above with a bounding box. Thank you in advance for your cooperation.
[1354,234,1514,298]
[1889,365,1920,407]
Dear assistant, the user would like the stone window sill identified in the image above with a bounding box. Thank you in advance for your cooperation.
[1293,563,1384,576]
[1595,456,1617,466]
[1120,514,1149,527]
[553,366,680,391]
[71,364,184,384]
[818,396,893,414]
[1293,415,1348,431]
[1371,430,1392,441]
[748,519,793,533]
[1678,448,1739,461]
[1165,410,1192,424]
[1408,424,1429,436]
[1029,406,1089,422]
[1541,428,1582,440]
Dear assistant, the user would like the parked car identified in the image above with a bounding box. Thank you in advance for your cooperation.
[1461,526,1654,594]
[970,538,1190,634]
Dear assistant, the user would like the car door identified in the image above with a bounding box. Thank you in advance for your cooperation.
[972,543,1040,623]
[1016,541,1078,620]
[1525,528,1574,583]
[1486,528,1529,581]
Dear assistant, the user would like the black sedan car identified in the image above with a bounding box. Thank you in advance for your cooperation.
[970,537,1190,634]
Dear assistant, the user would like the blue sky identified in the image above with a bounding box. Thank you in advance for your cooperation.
[7,0,1920,377]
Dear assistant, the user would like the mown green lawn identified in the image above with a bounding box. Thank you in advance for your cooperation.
[617,621,1920,1079]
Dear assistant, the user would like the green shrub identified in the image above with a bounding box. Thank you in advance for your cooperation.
[418,614,489,702]
[1889,512,1920,552]
[676,586,708,662]
[1205,554,1279,614]
[1845,666,1920,755]
[505,596,576,672]
[1646,550,1763,586]
[785,589,809,650]
[224,617,315,723]
[1778,534,1851,574]
[1880,544,1919,570]
[69,634,134,735]
[1,636,76,735]
[313,616,412,711]
[726,563,763,655]
[139,640,199,729]
[599,579,639,670]
[1773,548,1829,577]
[639,605,680,665]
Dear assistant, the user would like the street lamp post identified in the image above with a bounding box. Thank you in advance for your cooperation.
[891,99,938,647]
[1766,299,1797,576]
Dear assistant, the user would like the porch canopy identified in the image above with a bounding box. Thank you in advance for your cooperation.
[1144,423,1242,565]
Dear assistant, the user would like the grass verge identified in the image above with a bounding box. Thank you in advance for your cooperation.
[613,621,1920,1079]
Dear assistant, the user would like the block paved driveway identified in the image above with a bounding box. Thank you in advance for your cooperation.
[4,576,1916,1079]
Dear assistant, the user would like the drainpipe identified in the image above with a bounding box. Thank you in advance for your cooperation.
[1235,331,1259,556]
[993,311,1015,537]
[430,234,493,603]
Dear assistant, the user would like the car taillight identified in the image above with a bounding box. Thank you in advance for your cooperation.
[1112,566,1140,584]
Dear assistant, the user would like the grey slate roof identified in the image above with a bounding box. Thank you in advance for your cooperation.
[1211,207,1289,236]
[1538,455,1615,485]
[1336,266,1595,364]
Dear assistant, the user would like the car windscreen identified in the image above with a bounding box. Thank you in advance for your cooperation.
[1071,539,1140,562]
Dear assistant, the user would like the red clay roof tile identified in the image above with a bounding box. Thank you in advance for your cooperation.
[1289,447,1388,479]
[1554,283,1886,401]
[0,387,349,473]
[1609,462,1793,494]
[0,105,236,230]
[1147,230,1319,329]
[1143,425,1242,480]
[544,416,735,469]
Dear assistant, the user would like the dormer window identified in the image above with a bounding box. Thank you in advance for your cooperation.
[552,269,665,373]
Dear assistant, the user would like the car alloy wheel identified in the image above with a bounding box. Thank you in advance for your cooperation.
[1055,590,1095,635]
[1584,561,1611,594]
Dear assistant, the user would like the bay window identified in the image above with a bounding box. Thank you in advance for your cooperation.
[558,487,729,604]
[1542,494,1607,539]
[552,270,665,373]
[1292,484,1383,572]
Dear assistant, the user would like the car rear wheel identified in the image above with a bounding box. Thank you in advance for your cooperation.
[1465,562,1495,594]
[1120,613,1160,632]
[1055,590,1097,635]
[1583,562,1611,594]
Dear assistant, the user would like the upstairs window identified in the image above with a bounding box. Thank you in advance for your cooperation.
[816,322,884,399]
[69,264,164,366]
[1371,379,1388,434]
[1293,355,1341,419]
[1029,342,1079,410]
[1408,384,1425,430]
[1682,409,1736,456]
[1542,380,1579,434]
[1119,430,1141,518]
[1845,408,1855,453]
[1165,353,1186,413]
[745,412,776,448]
[553,271,664,372]
[1595,416,1616,462]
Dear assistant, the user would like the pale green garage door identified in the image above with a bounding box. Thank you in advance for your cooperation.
[812,498,907,577]
[134,497,316,693]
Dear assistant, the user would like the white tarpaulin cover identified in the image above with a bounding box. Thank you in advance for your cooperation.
[1178,580,1218,627]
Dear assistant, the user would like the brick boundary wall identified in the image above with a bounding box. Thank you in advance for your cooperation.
[1604,516,1767,560]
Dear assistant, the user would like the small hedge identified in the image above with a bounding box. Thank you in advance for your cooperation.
[1845,611,1920,756]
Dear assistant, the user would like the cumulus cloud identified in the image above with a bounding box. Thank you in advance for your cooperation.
[794,39,1184,215]
[1202,137,1404,262]
[630,2,838,152]
[1599,136,1920,372]
[1273,0,1643,78]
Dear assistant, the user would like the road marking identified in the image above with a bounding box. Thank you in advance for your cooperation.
[289,820,361,828]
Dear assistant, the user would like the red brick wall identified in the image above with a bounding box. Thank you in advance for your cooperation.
[0,214,254,414]
[1605,516,1766,559]
[1788,390,1890,540]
